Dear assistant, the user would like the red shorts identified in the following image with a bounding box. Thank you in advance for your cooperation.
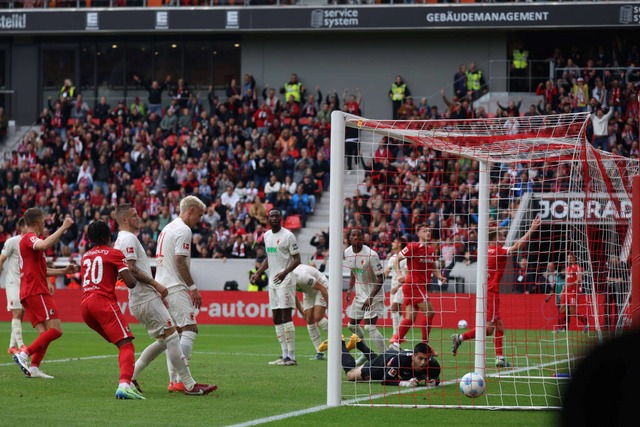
[560,285,578,306]
[486,292,501,323]
[22,293,59,327]
[81,294,133,345]
[401,283,427,309]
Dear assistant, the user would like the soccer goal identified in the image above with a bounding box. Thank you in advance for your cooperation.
[326,110,638,409]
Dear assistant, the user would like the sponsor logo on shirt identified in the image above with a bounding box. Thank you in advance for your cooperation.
[127,247,134,254]
[183,243,190,250]
[266,247,277,253]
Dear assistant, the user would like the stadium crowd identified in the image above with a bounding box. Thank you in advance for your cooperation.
[0,42,637,288]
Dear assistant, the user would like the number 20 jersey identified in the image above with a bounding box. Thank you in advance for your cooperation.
[80,245,129,302]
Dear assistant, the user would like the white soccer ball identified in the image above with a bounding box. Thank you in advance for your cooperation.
[457,319,468,329]
[459,372,486,398]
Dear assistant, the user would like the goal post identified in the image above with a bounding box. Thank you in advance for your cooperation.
[327,110,638,409]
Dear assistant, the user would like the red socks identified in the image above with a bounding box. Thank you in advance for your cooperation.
[118,342,135,384]
[494,329,504,357]
[27,328,62,367]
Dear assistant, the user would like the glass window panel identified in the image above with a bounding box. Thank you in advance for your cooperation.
[212,40,241,95]
[184,41,212,91]
[79,43,96,105]
[154,42,182,109]
[97,42,124,105]
[41,48,75,108]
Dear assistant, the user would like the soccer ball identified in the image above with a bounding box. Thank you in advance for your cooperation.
[459,372,486,398]
[457,319,468,329]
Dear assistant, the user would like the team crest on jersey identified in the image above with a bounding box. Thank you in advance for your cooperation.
[126,326,131,333]
[276,239,281,245]
[183,243,190,250]
[127,247,134,254]
[167,318,173,327]
[30,236,38,244]
[360,259,365,266]
[388,368,397,377]
[190,312,195,321]
[49,308,55,316]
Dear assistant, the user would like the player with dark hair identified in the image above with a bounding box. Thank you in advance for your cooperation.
[557,252,589,333]
[384,237,408,343]
[80,220,144,399]
[12,208,77,379]
[251,208,301,366]
[342,339,440,387]
[452,217,541,367]
[292,263,329,360]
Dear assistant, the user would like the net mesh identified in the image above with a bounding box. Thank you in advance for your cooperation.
[336,112,637,409]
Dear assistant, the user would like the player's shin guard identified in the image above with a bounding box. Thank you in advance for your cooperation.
[364,325,385,353]
[165,332,195,390]
[461,329,476,341]
[348,323,365,339]
[118,342,135,384]
[134,339,166,380]
[317,317,328,332]
[11,319,24,348]
[494,329,504,358]
[307,324,322,352]
[28,328,62,366]
[275,324,286,358]
[284,321,296,360]
[391,311,400,337]
[397,318,412,341]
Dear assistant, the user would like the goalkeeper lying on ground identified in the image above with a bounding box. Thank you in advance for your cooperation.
[340,334,440,387]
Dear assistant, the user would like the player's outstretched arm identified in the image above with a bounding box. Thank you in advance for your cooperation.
[510,216,541,253]
[35,217,74,252]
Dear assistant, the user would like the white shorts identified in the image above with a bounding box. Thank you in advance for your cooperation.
[166,286,197,328]
[5,283,22,311]
[302,289,327,311]
[346,295,384,320]
[391,286,403,305]
[131,297,175,339]
[269,280,296,310]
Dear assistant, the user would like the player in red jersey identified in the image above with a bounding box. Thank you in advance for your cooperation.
[557,252,588,332]
[12,209,78,379]
[452,216,541,368]
[79,220,145,400]
[391,224,445,348]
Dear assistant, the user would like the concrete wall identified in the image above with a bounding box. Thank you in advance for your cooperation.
[11,40,38,126]
[242,30,507,120]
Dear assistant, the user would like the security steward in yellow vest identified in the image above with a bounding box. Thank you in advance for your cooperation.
[465,63,485,101]
[511,45,529,92]
[389,75,410,120]
[248,257,268,291]
[280,73,305,105]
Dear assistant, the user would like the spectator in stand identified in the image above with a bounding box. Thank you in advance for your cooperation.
[280,73,305,106]
[535,80,559,111]
[453,64,468,101]
[262,85,282,115]
[263,174,281,204]
[590,105,614,151]
[220,185,240,211]
[342,88,362,115]
[133,74,170,118]
[389,75,410,120]
[571,77,589,113]
[466,62,487,101]
[312,151,330,190]
[497,97,523,117]
[290,185,310,227]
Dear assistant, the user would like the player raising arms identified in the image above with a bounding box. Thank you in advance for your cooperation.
[344,228,386,354]
[79,220,144,400]
[1,218,27,355]
[391,225,444,348]
[292,264,330,360]
[13,209,77,379]
[452,216,541,367]
[155,195,207,391]
[115,203,216,396]
[251,208,301,366]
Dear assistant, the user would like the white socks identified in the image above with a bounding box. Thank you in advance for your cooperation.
[317,318,329,332]
[364,324,386,353]
[284,321,296,361]
[11,318,24,348]
[134,339,166,381]
[166,332,195,390]
[275,324,287,358]
[391,311,401,337]
[348,323,365,339]
[307,324,322,352]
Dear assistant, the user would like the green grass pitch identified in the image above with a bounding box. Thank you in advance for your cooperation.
[1,323,558,426]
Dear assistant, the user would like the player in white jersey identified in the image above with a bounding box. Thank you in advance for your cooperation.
[344,228,385,354]
[292,264,329,360]
[0,218,27,354]
[155,196,208,391]
[251,209,301,366]
[384,237,408,341]
[115,203,217,396]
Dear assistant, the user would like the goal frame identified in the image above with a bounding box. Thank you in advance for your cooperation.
[326,109,637,408]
